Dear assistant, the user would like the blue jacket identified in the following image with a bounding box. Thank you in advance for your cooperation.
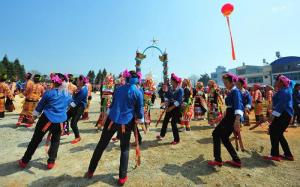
[241,89,252,109]
[108,84,144,125]
[164,86,184,107]
[225,86,244,117]
[272,87,294,117]
[71,85,88,108]
[34,89,72,123]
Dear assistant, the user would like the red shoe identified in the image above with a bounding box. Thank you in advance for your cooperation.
[85,171,94,179]
[156,135,164,141]
[170,141,180,145]
[118,176,128,186]
[112,137,119,142]
[47,162,55,169]
[71,137,81,144]
[225,160,242,168]
[208,161,223,167]
[18,160,27,169]
[279,155,294,161]
[16,122,21,127]
[263,155,281,162]
[25,124,33,128]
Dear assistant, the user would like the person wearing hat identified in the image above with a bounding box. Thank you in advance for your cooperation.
[236,77,252,126]
[263,75,294,161]
[18,73,72,170]
[208,73,244,168]
[180,78,193,131]
[85,70,144,186]
[0,74,14,118]
[66,75,88,144]
[249,83,264,130]
[16,74,45,127]
[156,73,183,145]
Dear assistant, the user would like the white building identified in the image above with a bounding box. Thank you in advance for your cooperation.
[211,66,227,87]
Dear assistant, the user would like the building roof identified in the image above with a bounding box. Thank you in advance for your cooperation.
[271,56,300,65]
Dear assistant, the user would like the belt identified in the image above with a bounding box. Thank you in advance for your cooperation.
[25,99,38,102]
[0,96,5,99]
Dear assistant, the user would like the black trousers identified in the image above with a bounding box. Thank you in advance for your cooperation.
[0,112,4,118]
[160,107,180,142]
[269,112,293,157]
[22,114,62,164]
[88,118,134,178]
[116,126,142,144]
[212,108,240,162]
[67,105,85,138]
[293,106,300,124]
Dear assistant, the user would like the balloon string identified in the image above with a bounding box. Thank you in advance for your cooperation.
[226,16,236,60]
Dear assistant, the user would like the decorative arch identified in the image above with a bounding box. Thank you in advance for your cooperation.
[135,45,169,83]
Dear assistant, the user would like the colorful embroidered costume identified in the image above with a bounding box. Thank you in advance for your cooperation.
[193,81,207,120]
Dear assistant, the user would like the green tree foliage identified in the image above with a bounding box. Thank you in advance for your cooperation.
[198,73,210,86]
[0,55,26,81]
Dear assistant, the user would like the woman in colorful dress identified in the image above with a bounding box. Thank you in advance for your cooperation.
[236,77,252,126]
[193,81,207,120]
[249,84,264,130]
[180,78,193,131]
[207,80,222,127]
[0,74,14,118]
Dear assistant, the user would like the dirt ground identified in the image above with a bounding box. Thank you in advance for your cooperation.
[0,93,300,187]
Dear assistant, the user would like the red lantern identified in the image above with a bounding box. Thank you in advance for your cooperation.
[221,3,234,17]
[221,3,236,60]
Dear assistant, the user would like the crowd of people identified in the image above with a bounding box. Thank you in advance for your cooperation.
[0,69,298,186]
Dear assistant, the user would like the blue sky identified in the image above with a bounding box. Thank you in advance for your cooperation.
[0,0,299,81]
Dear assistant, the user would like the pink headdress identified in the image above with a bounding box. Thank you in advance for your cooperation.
[137,72,142,83]
[238,77,247,88]
[51,74,63,85]
[253,83,261,90]
[171,73,182,84]
[277,75,291,88]
[122,69,131,79]
[223,73,238,83]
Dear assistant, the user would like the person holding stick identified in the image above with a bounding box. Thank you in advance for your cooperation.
[85,70,144,186]
[208,73,244,168]
[156,73,183,145]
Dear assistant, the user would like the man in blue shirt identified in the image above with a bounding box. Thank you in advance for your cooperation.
[66,75,88,144]
[86,70,144,186]
[156,73,183,145]
[18,73,72,170]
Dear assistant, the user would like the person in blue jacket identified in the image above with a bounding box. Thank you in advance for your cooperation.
[18,73,72,170]
[208,73,244,168]
[263,75,294,161]
[156,73,183,145]
[236,77,252,126]
[66,75,88,144]
[86,70,144,186]
[292,83,300,126]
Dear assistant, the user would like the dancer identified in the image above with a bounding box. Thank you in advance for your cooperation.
[85,70,143,186]
[67,74,77,95]
[265,85,274,120]
[249,84,264,130]
[208,73,243,168]
[96,74,115,128]
[207,80,222,127]
[82,79,93,120]
[236,77,252,126]
[142,74,156,126]
[0,74,14,118]
[193,81,207,120]
[180,78,193,131]
[263,75,294,161]
[17,74,45,127]
[156,73,183,145]
[292,83,300,126]
[18,73,72,169]
[66,75,88,144]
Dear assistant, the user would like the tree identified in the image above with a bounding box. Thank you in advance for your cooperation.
[0,55,26,81]
[198,73,210,86]
[95,69,102,84]
[87,70,95,84]
[102,68,107,83]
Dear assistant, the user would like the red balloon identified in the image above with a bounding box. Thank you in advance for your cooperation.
[221,3,234,17]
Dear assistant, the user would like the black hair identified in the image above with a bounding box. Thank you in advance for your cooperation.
[26,73,32,79]
[129,70,138,78]
[33,74,41,83]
